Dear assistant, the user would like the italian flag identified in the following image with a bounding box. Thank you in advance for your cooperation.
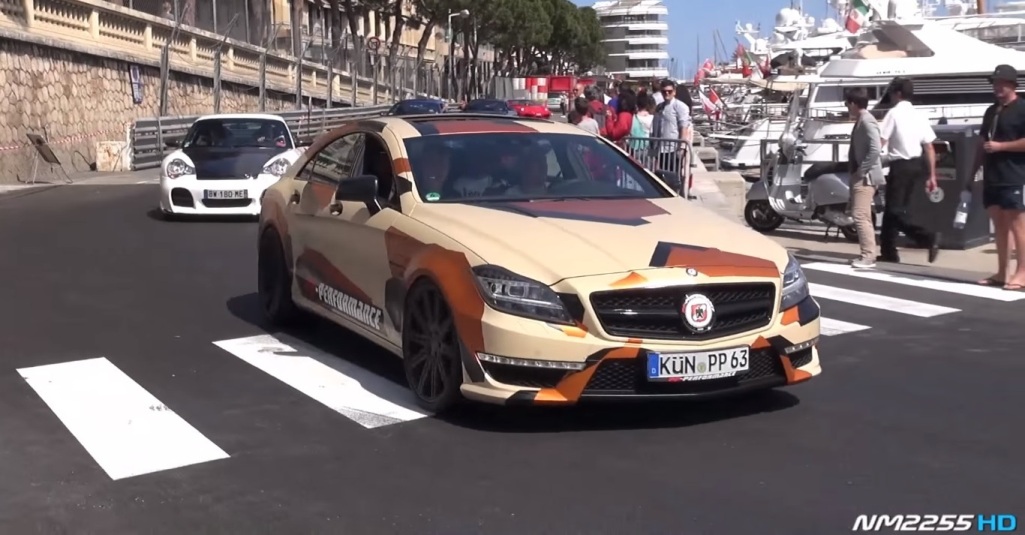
[846,0,870,33]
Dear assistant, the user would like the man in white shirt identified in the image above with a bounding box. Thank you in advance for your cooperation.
[878,77,942,264]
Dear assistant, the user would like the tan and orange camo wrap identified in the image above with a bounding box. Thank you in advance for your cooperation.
[258,116,822,405]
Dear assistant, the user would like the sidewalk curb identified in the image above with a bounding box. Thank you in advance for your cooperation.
[0,185,59,201]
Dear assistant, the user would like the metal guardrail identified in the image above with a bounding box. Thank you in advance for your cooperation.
[621,137,693,198]
[131,103,462,170]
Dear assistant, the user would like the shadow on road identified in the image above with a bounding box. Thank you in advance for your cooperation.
[441,390,800,433]
[146,208,258,224]
[226,292,802,433]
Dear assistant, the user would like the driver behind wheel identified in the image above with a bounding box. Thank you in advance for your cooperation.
[505,148,549,197]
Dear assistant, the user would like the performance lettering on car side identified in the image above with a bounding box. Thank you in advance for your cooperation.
[316,283,383,331]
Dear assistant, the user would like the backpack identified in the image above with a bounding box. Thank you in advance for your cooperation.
[629,116,649,151]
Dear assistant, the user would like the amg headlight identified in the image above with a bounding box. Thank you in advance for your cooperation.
[165,158,194,179]
[262,157,290,178]
[472,265,573,325]
[779,253,810,310]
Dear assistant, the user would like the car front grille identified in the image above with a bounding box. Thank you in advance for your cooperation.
[589,282,776,341]
[201,199,253,208]
[583,346,785,395]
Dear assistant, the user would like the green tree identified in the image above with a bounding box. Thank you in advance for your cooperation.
[538,0,582,74]
[568,6,605,73]
[409,0,459,78]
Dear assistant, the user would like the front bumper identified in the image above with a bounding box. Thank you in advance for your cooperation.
[458,274,822,406]
[159,175,279,216]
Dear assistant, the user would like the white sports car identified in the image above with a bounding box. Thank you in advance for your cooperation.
[159,113,306,218]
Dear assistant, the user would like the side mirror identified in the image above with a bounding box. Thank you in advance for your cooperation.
[654,170,682,192]
[165,139,179,148]
[334,174,381,214]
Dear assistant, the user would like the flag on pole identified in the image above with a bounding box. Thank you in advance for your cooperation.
[845,0,870,33]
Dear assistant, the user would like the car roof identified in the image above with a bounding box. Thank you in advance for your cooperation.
[194,113,287,122]
[368,114,590,138]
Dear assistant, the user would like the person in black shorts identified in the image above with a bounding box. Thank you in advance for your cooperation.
[975,64,1025,290]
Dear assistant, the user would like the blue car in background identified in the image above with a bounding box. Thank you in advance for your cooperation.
[387,99,447,115]
[462,99,518,116]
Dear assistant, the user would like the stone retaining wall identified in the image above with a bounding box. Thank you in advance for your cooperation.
[0,38,306,184]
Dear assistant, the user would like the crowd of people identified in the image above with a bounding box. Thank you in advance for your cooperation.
[843,66,1025,290]
[561,79,696,191]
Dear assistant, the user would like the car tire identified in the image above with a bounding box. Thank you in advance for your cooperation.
[401,279,464,414]
[258,229,299,326]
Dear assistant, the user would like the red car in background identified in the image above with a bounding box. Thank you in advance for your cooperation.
[508,99,552,119]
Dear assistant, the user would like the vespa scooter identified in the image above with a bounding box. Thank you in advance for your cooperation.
[743,136,881,242]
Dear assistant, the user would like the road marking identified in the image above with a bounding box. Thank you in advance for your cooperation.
[213,334,428,429]
[17,357,229,480]
[819,317,871,336]
[802,262,1025,302]
[809,283,959,317]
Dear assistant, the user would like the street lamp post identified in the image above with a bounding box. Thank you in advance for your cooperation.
[447,9,469,101]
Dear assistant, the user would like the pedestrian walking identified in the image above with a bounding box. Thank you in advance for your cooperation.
[845,87,886,268]
[974,64,1025,290]
[568,97,600,136]
[628,93,655,157]
[650,79,691,189]
[601,89,636,145]
[877,77,942,264]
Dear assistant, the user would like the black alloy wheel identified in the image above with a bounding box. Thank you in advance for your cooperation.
[402,280,464,413]
[258,229,298,326]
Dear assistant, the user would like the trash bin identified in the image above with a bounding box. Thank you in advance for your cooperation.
[906,124,992,250]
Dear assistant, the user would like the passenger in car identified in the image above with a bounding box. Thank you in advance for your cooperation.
[505,150,549,197]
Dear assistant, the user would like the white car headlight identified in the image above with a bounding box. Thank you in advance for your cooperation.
[262,157,290,178]
[165,158,194,179]
[472,265,573,325]
[780,253,810,310]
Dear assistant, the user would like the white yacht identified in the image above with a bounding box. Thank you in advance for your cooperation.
[794,18,1025,167]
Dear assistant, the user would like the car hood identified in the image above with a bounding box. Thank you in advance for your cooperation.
[181,147,282,178]
[410,198,789,284]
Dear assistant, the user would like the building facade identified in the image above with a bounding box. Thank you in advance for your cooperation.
[593,0,669,80]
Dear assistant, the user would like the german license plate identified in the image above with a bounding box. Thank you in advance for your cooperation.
[204,189,247,200]
[646,347,750,381]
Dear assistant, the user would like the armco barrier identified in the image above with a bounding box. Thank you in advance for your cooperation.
[132,103,478,170]
[133,105,389,170]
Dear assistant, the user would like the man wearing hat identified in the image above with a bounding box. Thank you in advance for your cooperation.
[877,77,943,264]
[973,64,1025,290]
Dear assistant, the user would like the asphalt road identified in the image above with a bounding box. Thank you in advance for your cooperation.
[1,184,1023,535]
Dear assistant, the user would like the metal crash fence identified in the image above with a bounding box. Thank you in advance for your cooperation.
[132,103,462,170]
[620,137,693,198]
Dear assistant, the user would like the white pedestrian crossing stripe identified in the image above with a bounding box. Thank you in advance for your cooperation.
[809,282,960,318]
[802,262,1025,302]
[17,357,229,480]
[818,317,871,336]
[14,261,1018,483]
[213,333,429,429]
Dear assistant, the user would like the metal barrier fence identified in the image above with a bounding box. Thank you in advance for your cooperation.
[621,137,693,198]
[132,105,385,170]
[132,103,464,170]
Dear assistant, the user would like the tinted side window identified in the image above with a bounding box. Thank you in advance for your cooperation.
[309,133,363,184]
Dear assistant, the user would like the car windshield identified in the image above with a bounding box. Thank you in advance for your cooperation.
[402,132,670,202]
[509,100,532,106]
[394,101,442,115]
[466,100,509,112]
[182,118,293,149]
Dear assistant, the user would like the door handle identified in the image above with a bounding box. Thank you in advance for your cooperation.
[289,191,301,204]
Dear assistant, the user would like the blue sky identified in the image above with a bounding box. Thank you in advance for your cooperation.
[570,0,836,78]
